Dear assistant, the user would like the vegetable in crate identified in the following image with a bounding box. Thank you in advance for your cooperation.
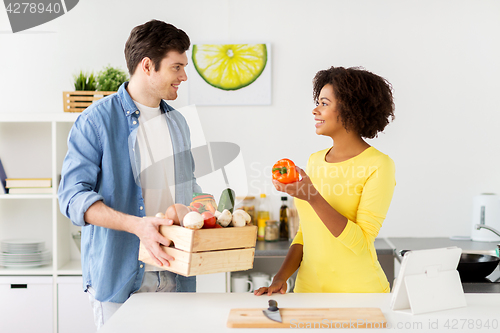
[232,209,251,227]
[218,188,235,213]
[165,203,191,226]
[216,209,232,227]
[191,193,217,213]
[272,158,300,184]
[201,211,217,229]
[183,211,204,229]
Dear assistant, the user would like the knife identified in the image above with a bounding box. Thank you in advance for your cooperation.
[262,299,282,323]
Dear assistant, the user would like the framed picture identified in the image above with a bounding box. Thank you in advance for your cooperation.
[188,43,271,106]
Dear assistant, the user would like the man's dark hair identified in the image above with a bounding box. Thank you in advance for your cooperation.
[124,20,190,76]
[313,66,395,139]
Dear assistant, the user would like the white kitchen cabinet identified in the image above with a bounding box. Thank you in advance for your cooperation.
[57,276,95,333]
[0,276,53,333]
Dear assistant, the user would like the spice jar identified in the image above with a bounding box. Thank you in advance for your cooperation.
[235,196,256,225]
[264,220,280,242]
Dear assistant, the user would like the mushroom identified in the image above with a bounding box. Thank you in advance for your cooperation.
[232,209,251,227]
[182,211,204,230]
[233,209,251,225]
[216,209,232,227]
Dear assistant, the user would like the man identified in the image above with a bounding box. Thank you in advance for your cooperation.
[58,20,201,329]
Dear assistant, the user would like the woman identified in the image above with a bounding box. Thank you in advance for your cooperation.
[255,66,396,295]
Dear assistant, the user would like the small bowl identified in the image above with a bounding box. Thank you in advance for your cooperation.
[72,231,81,253]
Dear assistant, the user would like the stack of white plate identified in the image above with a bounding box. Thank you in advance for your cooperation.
[0,239,51,268]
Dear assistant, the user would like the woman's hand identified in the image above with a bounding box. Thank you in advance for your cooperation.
[254,278,288,296]
[272,167,319,202]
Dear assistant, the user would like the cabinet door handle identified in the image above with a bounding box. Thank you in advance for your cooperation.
[11,284,28,289]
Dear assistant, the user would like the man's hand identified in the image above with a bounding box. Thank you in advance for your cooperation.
[136,216,176,267]
[83,201,178,267]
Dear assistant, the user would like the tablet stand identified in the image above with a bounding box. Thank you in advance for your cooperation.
[391,247,467,315]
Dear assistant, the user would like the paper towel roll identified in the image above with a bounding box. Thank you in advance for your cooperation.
[471,193,500,242]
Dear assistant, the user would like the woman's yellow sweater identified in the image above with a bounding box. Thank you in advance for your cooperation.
[292,146,395,293]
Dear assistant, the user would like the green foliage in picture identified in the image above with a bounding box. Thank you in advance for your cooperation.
[73,71,97,91]
[97,66,129,91]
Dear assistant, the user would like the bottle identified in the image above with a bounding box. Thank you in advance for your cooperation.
[279,196,289,241]
[257,193,271,241]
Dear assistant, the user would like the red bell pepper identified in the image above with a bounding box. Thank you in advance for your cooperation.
[272,158,299,184]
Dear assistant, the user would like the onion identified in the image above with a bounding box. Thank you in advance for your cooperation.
[165,204,191,226]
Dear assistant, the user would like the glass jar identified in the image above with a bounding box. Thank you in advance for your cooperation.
[264,220,280,242]
[235,196,256,225]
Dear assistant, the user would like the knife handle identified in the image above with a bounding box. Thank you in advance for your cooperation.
[268,299,278,311]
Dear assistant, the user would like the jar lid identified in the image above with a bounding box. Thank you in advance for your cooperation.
[265,220,278,224]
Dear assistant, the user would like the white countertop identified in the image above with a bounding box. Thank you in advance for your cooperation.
[99,292,500,332]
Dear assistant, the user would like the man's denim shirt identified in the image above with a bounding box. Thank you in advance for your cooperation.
[58,83,201,303]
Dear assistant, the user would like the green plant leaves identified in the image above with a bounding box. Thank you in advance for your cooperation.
[73,66,128,92]
[96,66,129,92]
[73,71,97,91]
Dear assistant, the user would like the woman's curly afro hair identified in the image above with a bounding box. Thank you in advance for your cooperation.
[313,67,395,139]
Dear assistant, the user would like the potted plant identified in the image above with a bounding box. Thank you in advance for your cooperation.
[96,65,128,92]
[63,66,128,113]
[73,71,97,91]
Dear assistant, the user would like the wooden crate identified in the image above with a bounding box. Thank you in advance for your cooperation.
[62,91,116,112]
[138,225,257,277]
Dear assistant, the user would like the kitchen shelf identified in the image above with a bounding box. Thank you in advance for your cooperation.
[57,260,83,275]
[0,112,79,122]
[0,113,81,332]
[0,194,56,199]
[0,265,55,276]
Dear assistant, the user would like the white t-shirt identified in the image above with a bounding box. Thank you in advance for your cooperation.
[134,100,176,217]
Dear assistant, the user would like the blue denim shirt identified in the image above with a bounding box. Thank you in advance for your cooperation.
[58,83,200,303]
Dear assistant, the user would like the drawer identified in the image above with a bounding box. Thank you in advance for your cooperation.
[57,276,95,333]
[0,276,53,332]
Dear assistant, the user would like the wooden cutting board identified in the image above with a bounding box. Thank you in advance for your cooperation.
[227,307,387,328]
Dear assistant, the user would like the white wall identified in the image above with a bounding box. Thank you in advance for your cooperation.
[1,0,499,238]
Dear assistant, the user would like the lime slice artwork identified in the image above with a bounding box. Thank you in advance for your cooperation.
[192,44,268,91]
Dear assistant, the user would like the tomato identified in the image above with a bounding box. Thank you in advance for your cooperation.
[201,211,217,228]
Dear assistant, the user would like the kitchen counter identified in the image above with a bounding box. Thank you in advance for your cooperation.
[99,292,500,332]
[388,237,500,293]
[255,238,394,257]
[387,237,498,261]
[254,238,395,289]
